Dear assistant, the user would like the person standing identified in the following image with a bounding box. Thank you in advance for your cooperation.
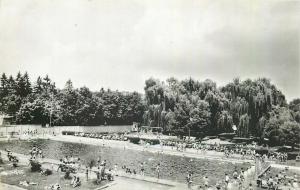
[85,166,89,181]
[77,158,81,171]
[96,167,101,184]
[186,172,193,189]
[140,162,145,176]
[114,164,118,176]
[97,156,101,166]
[203,176,209,187]
[156,164,160,179]
[248,183,254,190]
[225,173,230,185]
[57,159,64,172]
[233,170,238,179]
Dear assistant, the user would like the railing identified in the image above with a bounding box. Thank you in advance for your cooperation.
[255,157,271,177]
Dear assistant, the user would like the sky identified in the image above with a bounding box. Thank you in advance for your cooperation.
[0,0,299,101]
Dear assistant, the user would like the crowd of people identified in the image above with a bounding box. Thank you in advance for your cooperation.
[25,144,293,190]
[1,131,299,190]
[67,132,297,165]
[73,132,128,141]
[29,146,84,188]
[257,167,299,189]
[160,140,296,164]
[59,132,300,189]
[22,129,38,135]
[269,152,288,163]
[92,158,114,184]
[161,140,260,160]
[29,145,44,159]
[57,155,82,174]
[183,166,256,190]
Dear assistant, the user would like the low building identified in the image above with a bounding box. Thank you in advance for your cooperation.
[0,115,14,125]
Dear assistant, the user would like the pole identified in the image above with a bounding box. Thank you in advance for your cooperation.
[50,109,52,128]
[188,117,192,140]
[50,95,52,128]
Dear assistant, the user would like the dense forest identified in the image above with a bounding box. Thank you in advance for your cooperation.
[0,72,144,126]
[0,72,299,146]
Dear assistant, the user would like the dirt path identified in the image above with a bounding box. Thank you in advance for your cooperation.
[0,182,26,190]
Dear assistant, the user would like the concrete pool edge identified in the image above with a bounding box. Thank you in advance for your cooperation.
[270,163,300,171]
[116,174,178,187]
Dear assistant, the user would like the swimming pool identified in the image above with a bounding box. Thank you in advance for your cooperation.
[0,139,251,185]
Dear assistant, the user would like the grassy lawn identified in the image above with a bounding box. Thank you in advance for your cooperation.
[0,161,110,190]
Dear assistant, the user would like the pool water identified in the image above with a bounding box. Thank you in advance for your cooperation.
[0,139,251,185]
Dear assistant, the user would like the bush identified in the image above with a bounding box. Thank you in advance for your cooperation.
[30,160,42,172]
[128,137,140,144]
[62,131,75,135]
[41,169,53,176]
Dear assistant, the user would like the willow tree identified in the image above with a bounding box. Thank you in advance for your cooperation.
[238,114,250,137]
[258,116,267,139]
[230,97,248,128]
[164,111,177,134]
[217,111,233,133]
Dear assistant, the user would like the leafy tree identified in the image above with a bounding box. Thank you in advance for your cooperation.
[281,121,300,149]
[188,100,211,137]
[289,98,300,123]
[265,106,298,146]
[16,97,49,125]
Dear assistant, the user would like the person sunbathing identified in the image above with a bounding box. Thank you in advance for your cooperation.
[50,183,61,190]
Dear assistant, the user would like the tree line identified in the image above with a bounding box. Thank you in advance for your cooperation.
[143,77,300,146]
[0,72,299,146]
[0,72,144,126]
